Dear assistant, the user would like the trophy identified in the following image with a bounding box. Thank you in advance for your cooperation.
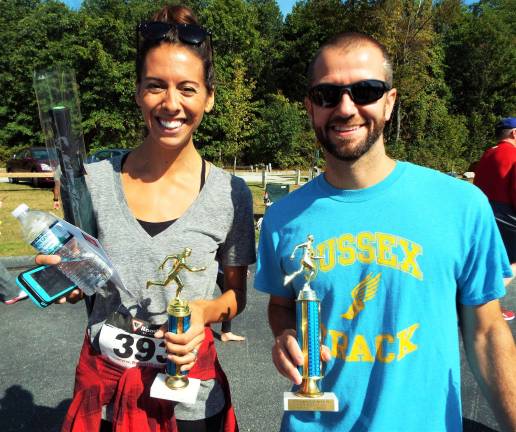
[148,248,206,403]
[283,235,338,412]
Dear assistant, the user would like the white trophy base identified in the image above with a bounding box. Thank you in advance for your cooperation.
[150,373,201,404]
[284,391,339,412]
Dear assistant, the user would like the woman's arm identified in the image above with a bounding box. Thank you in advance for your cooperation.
[160,265,248,371]
[194,265,248,323]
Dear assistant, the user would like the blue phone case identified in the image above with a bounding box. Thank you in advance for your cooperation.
[16,265,77,308]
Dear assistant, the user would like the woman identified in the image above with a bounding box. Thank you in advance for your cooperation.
[38,4,255,431]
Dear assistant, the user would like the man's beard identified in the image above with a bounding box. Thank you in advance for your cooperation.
[315,119,385,162]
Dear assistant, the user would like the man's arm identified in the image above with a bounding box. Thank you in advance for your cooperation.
[195,265,248,323]
[268,295,332,385]
[460,299,516,431]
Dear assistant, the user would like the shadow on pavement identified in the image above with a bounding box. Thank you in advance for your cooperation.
[0,385,70,432]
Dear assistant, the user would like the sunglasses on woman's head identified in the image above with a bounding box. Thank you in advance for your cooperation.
[308,80,391,108]
[138,21,211,46]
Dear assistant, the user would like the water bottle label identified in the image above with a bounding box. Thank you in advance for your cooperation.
[31,221,73,254]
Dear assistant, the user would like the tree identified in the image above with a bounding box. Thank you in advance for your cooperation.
[248,0,286,98]
[277,0,352,101]
[215,57,256,169]
[250,93,314,168]
[0,0,512,173]
[442,0,516,160]
[0,0,80,155]
[199,0,263,81]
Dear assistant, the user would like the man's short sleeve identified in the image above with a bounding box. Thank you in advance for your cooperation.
[458,195,512,305]
[254,214,292,298]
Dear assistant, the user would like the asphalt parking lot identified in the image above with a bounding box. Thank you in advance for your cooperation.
[0,262,514,432]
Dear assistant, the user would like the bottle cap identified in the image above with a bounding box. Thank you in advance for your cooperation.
[12,203,29,218]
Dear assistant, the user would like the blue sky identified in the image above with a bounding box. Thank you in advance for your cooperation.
[277,0,297,16]
[64,0,81,10]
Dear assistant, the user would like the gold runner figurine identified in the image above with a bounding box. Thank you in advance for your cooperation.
[284,235,323,286]
[146,247,206,298]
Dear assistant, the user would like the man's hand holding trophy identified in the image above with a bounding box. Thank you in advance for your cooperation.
[282,235,339,412]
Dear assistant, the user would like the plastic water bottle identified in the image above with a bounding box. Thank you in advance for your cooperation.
[12,203,113,296]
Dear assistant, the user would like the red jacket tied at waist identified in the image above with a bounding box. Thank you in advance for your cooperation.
[62,327,238,432]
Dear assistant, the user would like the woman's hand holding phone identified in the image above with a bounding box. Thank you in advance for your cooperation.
[35,254,84,304]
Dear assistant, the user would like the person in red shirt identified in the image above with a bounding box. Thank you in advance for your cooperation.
[474,117,516,321]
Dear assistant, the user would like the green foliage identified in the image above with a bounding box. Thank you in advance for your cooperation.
[247,0,285,98]
[0,0,79,152]
[401,92,468,172]
[0,0,514,173]
[215,57,257,168]
[277,0,352,100]
[442,0,516,158]
[250,93,314,168]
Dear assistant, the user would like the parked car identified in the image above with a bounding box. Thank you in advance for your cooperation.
[6,147,54,186]
[86,148,130,164]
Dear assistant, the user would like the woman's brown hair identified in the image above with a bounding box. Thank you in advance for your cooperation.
[136,5,214,92]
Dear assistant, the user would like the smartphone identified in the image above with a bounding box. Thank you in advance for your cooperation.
[16,265,78,308]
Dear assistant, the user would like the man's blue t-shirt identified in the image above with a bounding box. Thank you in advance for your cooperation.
[254,162,511,432]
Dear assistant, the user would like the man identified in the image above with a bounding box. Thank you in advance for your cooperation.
[474,117,516,321]
[255,33,516,431]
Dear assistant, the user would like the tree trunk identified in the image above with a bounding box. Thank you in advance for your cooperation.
[395,100,401,145]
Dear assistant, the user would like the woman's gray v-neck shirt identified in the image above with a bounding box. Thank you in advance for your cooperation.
[84,157,256,420]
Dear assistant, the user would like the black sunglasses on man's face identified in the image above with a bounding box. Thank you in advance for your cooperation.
[308,80,391,108]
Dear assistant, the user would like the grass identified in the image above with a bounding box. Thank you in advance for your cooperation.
[1,179,300,256]
[248,183,266,215]
[0,182,63,256]
[1,181,270,257]
[249,181,300,214]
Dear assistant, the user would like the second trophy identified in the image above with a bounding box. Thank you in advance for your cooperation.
[284,235,338,411]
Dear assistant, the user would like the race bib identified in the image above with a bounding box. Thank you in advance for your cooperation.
[99,324,168,369]
[99,311,167,369]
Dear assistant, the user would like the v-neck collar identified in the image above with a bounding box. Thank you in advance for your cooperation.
[111,157,214,246]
